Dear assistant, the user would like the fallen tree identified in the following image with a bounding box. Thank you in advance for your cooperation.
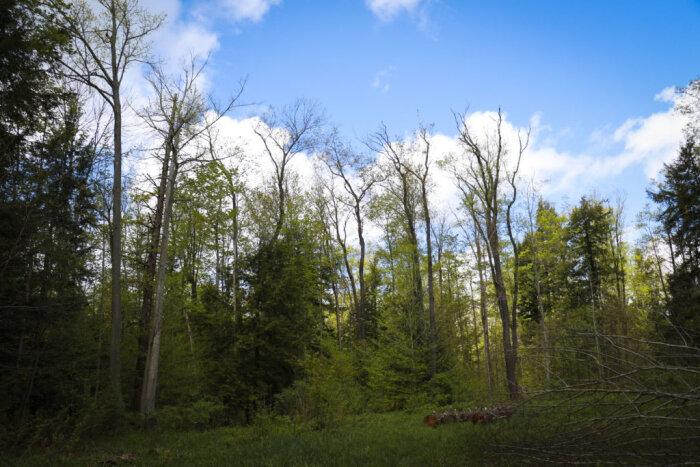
[423,405,516,428]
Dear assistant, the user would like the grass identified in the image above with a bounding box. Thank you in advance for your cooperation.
[7,397,697,465]
[5,409,534,466]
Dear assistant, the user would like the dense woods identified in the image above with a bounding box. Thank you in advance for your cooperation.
[1,0,699,462]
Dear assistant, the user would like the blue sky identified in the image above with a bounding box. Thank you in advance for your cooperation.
[142,0,700,228]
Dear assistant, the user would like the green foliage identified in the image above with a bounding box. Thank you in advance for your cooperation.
[649,137,700,341]
[565,196,617,307]
[151,400,227,431]
[0,98,99,436]
[274,342,365,429]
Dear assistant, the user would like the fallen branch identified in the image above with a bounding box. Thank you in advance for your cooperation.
[423,405,516,428]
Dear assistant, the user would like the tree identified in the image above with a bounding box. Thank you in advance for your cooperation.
[678,78,700,137]
[403,124,438,378]
[649,137,700,342]
[321,131,378,341]
[451,109,526,400]
[0,96,98,429]
[55,0,163,407]
[459,216,495,398]
[522,188,551,381]
[139,59,240,414]
[566,197,616,308]
[0,0,102,429]
[254,99,324,242]
[369,125,425,350]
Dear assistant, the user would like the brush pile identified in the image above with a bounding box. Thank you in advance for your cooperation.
[423,405,516,428]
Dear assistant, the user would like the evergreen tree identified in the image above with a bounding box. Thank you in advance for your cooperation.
[649,137,700,341]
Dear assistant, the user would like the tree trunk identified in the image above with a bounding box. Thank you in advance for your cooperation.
[133,136,171,410]
[109,85,123,409]
[486,219,518,400]
[141,129,179,414]
[532,237,551,382]
[231,191,239,329]
[356,207,367,340]
[475,231,494,400]
[403,188,424,329]
[506,200,519,386]
[332,278,342,350]
[108,4,123,409]
[333,213,358,323]
[421,186,437,378]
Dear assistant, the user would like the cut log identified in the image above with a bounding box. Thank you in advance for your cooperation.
[423,405,515,428]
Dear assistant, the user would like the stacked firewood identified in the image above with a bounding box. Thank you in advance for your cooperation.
[423,405,516,428]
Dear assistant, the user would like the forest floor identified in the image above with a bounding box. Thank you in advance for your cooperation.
[6,401,697,466]
[6,409,538,466]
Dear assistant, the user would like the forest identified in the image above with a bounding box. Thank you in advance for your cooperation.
[1,0,699,464]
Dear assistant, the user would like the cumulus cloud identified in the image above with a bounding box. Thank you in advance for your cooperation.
[219,0,283,22]
[366,0,422,21]
[210,115,316,190]
[516,95,687,193]
[655,86,677,104]
[367,91,688,221]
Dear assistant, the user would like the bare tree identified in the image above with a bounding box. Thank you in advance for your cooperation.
[138,59,242,414]
[321,131,379,341]
[254,99,324,242]
[403,123,438,377]
[504,331,700,464]
[368,124,425,337]
[55,0,163,407]
[311,182,344,350]
[451,109,527,400]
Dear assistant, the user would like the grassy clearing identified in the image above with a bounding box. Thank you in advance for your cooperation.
[7,409,534,466]
[8,398,696,466]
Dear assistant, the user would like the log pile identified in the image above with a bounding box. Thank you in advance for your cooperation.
[423,405,516,428]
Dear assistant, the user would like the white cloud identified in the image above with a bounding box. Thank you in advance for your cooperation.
[519,95,687,191]
[116,0,221,173]
[370,90,688,220]
[372,67,395,92]
[153,22,219,71]
[219,0,283,22]
[654,86,677,104]
[612,109,686,178]
[366,0,422,21]
[210,115,316,190]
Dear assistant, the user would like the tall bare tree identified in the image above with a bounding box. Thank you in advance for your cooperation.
[369,125,425,333]
[138,59,241,414]
[55,0,163,406]
[322,132,379,340]
[456,210,495,399]
[403,124,438,377]
[254,99,324,242]
[451,109,527,400]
